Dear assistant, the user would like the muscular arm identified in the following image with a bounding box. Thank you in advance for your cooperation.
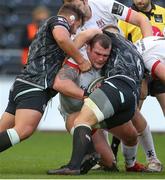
[73,28,102,49]
[128,9,153,38]
[153,62,165,84]
[53,64,84,100]
[52,27,91,71]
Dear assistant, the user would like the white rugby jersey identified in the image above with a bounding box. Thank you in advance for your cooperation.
[59,47,101,120]
[135,36,165,76]
[81,0,131,30]
[59,0,132,119]
[71,0,131,62]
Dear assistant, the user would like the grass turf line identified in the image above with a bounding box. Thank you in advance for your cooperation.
[0,131,164,179]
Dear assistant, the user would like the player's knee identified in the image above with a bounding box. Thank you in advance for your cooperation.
[140,90,147,101]
[15,125,35,140]
[132,110,147,133]
[74,118,92,127]
[122,130,138,146]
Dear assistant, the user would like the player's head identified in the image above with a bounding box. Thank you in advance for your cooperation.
[32,6,51,26]
[63,0,91,20]
[87,34,112,69]
[58,3,85,34]
[132,0,152,12]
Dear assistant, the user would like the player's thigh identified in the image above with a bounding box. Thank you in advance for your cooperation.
[14,109,42,140]
[14,90,49,139]
[66,112,79,132]
[74,103,98,127]
[109,120,138,146]
[131,108,147,133]
[0,112,15,131]
[139,79,148,109]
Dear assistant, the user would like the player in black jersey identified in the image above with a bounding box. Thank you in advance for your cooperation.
[0,3,91,159]
[113,0,164,172]
[49,27,148,175]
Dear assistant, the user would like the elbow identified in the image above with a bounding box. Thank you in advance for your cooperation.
[53,77,63,92]
[53,82,59,91]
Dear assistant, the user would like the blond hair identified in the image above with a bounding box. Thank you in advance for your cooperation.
[32,6,51,18]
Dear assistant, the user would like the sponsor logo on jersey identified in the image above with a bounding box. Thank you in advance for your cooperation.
[57,17,70,30]
[139,39,146,51]
[154,14,163,23]
[112,2,124,16]
[152,26,163,36]
[58,17,67,23]
[96,19,106,28]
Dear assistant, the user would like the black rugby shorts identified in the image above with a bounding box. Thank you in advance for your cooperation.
[5,80,52,115]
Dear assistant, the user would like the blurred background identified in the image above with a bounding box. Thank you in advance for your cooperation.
[0,0,165,131]
[0,0,164,74]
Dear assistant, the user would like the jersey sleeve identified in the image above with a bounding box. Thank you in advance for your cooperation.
[49,16,70,32]
[143,53,160,72]
[107,0,132,21]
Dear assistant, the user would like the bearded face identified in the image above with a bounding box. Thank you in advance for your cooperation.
[133,0,151,11]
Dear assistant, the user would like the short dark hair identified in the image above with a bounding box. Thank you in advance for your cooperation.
[88,34,112,49]
[58,3,85,26]
[63,0,83,3]
[63,0,74,3]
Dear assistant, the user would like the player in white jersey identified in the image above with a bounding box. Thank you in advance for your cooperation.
[50,32,118,173]
[64,0,153,38]
[47,27,150,175]
[135,36,165,83]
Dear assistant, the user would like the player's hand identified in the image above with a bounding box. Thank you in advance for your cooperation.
[79,60,92,72]
[83,88,90,99]
[83,76,105,99]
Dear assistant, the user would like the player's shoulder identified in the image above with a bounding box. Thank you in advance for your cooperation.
[154,4,165,13]
[49,16,70,30]
[89,0,114,8]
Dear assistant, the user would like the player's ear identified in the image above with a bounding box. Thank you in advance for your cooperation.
[86,44,91,53]
[82,0,88,5]
[69,15,76,25]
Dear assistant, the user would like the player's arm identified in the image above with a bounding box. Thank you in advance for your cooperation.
[127,9,153,38]
[52,26,91,72]
[110,1,152,38]
[73,28,102,49]
[152,62,165,84]
[53,62,85,100]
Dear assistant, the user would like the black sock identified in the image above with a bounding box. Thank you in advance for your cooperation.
[86,141,95,154]
[0,131,12,152]
[111,136,120,158]
[68,125,92,170]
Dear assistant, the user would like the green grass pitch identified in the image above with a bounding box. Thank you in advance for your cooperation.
[0,131,165,179]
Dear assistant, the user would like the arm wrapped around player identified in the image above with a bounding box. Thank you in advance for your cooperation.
[83,76,105,99]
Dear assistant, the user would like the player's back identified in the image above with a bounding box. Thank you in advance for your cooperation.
[103,31,145,91]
